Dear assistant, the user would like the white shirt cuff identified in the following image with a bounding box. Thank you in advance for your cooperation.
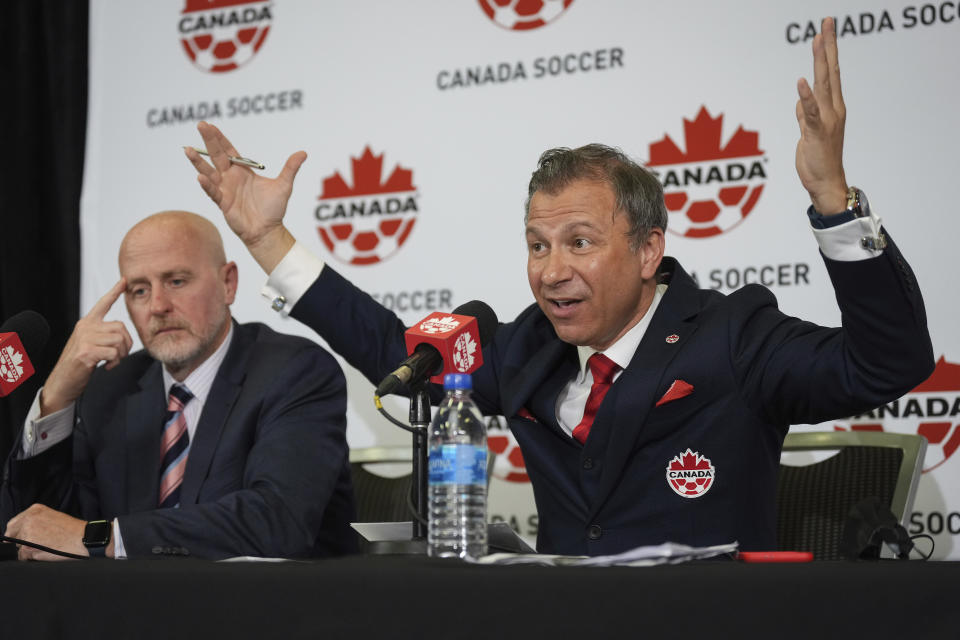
[19,388,75,459]
[811,214,885,262]
[112,519,126,559]
[260,241,325,315]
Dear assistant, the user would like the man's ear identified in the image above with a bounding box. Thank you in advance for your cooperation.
[638,228,665,280]
[222,261,239,305]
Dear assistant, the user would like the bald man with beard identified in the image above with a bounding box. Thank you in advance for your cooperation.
[1,211,355,560]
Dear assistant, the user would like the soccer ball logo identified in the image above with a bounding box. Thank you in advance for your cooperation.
[477,0,575,31]
[0,346,24,384]
[315,147,419,266]
[648,106,766,239]
[838,355,960,474]
[179,0,272,73]
[666,449,715,498]
[487,417,529,483]
[452,333,478,372]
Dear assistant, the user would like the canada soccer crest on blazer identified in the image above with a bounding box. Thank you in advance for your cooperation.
[666,449,716,498]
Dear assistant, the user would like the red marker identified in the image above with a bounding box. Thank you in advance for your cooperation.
[738,551,814,563]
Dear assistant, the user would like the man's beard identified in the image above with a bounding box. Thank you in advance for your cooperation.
[144,307,230,374]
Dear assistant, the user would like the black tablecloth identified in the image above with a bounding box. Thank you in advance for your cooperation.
[0,555,954,639]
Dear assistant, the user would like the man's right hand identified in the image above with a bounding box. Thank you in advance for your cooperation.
[40,279,132,417]
[185,121,306,274]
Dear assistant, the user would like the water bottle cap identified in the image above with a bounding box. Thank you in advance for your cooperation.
[443,373,472,390]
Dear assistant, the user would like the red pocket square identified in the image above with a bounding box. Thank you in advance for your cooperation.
[655,379,694,407]
[517,407,538,423]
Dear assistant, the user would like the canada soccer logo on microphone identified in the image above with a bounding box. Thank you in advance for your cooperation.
[179,0,272,73]
[0,346,26,384]
[314,147,419,266]
[647,106,767,239]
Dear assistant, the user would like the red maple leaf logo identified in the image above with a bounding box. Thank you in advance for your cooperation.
[669,449,712,471]
[320,147,416,199]
[648,106,764,166]
[913,356,960,393]
[183,0,256,12]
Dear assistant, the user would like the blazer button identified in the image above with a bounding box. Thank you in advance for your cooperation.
[583,457,594,470]
[587,525,602,540]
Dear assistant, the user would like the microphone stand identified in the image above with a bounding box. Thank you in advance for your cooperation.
[409,381,430,540]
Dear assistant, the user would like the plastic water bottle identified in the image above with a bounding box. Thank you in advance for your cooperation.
[428,373,488,559]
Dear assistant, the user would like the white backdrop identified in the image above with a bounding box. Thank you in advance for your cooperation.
[82,0,960,555]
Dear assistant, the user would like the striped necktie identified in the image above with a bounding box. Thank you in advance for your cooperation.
[159,383,194,508]
[572,353,620,445]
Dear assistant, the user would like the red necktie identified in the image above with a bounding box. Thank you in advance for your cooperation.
[572,353,620,445]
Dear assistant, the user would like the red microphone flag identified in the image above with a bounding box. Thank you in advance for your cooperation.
[0,332,36,397]
[403,312,484,384]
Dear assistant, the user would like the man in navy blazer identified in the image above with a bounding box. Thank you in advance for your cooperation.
[185,18,933,555]
[2,211,355,560]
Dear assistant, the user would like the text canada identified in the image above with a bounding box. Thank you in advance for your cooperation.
[179,5,272,33]
[655,160,767,188]
[314,196,418,221]
[667,470,714,479]
[852,396,960,420]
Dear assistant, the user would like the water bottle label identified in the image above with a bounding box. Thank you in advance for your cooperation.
[428,444,487,485]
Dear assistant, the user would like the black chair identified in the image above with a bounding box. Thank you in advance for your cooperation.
[349,446,415,523]
[776,431,926,560]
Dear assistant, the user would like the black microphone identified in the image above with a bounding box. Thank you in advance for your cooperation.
[0,310,50,397]
[375,300,498,397]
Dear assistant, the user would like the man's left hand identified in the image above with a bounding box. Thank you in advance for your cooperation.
[796,17,849,215]
[4,504,99,561]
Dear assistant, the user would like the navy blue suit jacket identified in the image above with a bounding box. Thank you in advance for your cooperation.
[1,321,356,559]
[293,237,933,556]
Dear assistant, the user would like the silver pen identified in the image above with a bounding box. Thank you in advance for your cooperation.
[190,147,265,170]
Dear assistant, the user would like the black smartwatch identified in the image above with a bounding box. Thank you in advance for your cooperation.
[83,520,111,558]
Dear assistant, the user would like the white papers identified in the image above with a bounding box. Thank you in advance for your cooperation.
[473,541,739,567]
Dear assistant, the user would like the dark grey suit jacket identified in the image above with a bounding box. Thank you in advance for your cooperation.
[1,321,356,559]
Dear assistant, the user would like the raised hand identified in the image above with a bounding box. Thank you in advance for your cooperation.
[40,279,132,416]
[185,121,305,273]
[795,17,849,215]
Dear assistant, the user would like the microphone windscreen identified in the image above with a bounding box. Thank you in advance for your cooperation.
[0,310,50,356]
[452,300,498,346]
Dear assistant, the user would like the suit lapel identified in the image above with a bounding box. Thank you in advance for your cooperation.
[501,331,576,436]
[180,324,247,506]
[588,259,702,518]
[125,362,166,513]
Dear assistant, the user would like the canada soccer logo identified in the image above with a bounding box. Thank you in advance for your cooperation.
[648,106,767,239]
[0,346,25,384]
[478,0,575,30]
[488,417,529,483]
[452,333,478,372]
[179,0,272,73]
[838,356,960,473]
[314,147,419,266]
[666,449,715,498]
[420,316,460,335]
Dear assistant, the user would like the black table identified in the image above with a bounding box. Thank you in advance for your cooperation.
[0,555,954,639]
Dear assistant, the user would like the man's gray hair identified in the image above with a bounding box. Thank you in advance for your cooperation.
[525,144,667,247]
